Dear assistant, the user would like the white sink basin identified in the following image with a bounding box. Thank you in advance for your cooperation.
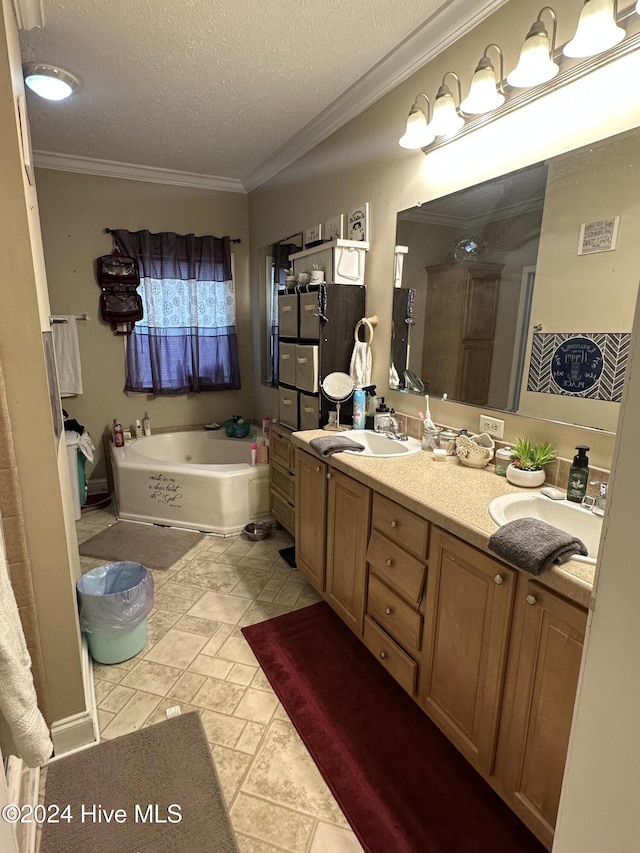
[345,430,422,458]
[488,492,602,565]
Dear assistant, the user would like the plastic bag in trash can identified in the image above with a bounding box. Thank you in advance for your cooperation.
[76,562,154,633]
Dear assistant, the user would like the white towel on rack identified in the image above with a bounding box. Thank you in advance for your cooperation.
[349,341,372,387]
[0,528,53,767]
[51,316,83,396]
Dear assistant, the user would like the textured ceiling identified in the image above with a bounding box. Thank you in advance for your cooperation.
[18,0,495,188]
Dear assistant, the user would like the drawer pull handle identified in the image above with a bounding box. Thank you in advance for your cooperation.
[390,520,398,528]
[314,466,320,473]
[493,574,504,585]
[526,593,537,606]
[385,607,392,616]
[385,559,393,567]
[282,306,292,312]
[298,357,308,363]
[380,651,387,660]
[303,406,314,413]
[282,399,292,406]
[326,472,331,479]
[281,354,290,360]
[304,304,314,312]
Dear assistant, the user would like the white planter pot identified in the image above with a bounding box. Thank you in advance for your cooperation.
[309,270,324,283]
[505,464,546,488]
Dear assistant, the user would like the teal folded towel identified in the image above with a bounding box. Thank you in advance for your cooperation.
[488,517,588,575]
[309,435,365,457]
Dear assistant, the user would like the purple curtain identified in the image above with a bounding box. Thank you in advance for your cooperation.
[114,230,240,394]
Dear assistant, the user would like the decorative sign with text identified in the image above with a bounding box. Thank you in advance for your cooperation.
[147,473,184,508]
[527,332,630,402]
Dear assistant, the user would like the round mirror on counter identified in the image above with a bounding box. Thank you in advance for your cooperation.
[320,372,354,432]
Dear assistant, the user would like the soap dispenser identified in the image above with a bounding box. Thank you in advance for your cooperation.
[567,445,590,503]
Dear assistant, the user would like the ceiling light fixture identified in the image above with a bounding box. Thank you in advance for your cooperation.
[430,72,465,137]
[564,0,625,58]
[507,7,559,88]
[460,44,506,115]
[23,63,79,101]
[399,94,435,149]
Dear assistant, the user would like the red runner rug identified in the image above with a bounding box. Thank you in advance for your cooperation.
[242,602,546,853]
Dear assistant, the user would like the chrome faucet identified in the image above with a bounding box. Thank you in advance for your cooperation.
[583,480,608,515]
[385,415,408,441]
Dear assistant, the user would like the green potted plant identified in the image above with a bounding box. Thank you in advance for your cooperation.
[283,267,296,286]
[506,437,557,487]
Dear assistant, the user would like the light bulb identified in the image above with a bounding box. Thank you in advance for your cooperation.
[563,0,625,58]
[460,63,505,115]
[399,105,435,149]
[430,88,464,137]
[507,23,559,88]
[23,64,78,101]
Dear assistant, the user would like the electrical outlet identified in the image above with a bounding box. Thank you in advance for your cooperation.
[479,414,504,438]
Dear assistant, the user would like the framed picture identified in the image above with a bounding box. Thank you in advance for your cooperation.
[323,214,344,241]
[304,225,323,248]
[347,203,369,242]
[577,217,620,255]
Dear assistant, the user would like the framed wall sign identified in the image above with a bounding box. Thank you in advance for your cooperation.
[323,215,343,241]
[347,203,369,242]
[577,217,620,255]
[304,225,323,247]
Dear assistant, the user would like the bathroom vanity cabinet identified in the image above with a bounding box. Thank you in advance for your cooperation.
[422,261,502,406]
[494,576,587,849]
[292,444,587,850]
[418,529,517,775]
[269,425,296,537]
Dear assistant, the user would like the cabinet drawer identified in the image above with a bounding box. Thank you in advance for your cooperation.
[368,574,423,654]
[366,528,426,605]
[372,493,429,558]
[278,342,297,387]
[278,294,298,338]
[270,460,295,503]
[278,387,298,430]
[299,291,320,339]
[295,344,319,393]
[270,429,293,472]
[271,489,295,536]
[363,616,417,695]
[299,393,319,430]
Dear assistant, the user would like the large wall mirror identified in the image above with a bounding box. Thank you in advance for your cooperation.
[391,125,640,433]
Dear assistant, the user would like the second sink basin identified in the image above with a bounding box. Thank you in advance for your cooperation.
[344,430,422,458]
[488,492,602,565]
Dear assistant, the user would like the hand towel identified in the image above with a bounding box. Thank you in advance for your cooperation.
[309,435,366,457]
[51,316,83,396]
[0,529,53,767]
[488,517,588,575]
[349,341,372,387]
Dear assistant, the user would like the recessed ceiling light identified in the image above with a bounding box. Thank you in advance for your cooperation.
[23,63,79,101]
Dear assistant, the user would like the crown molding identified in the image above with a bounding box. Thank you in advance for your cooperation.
[33,151,247,193]
[402,195,545,229]
[242,0,509,192]
[12,0,44,30]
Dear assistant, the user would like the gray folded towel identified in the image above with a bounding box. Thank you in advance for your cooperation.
[309,435,365,457]
[488,517,588,575]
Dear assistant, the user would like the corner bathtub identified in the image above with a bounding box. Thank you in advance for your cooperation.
[110,430,271,535]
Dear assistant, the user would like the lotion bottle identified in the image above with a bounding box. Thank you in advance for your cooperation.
[135,419,143,438]
[112,419,125,447]
[567,445,590,503]
[352,385,366,430]
[250,442,257,466]
[142,411,151,437]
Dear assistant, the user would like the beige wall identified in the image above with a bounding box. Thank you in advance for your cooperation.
[0,0,85,729]
[517,129,640,430]
[248,0,640,469]
[37,169,251,481]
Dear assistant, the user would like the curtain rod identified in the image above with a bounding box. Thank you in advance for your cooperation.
[103,228,241,244]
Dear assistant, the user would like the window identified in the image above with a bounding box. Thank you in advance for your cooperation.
[113,230,240,394]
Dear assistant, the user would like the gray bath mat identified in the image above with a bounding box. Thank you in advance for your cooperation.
[40,711,238,852]
[79,521,204,569]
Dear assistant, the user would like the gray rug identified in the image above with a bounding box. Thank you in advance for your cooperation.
[40,712,238,853]
[79,521,204,569]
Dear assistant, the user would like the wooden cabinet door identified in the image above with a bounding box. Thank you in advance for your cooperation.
[325,470,371,636]
[419,529,516,774]
[459,340,494,406]
[495,577,587,849]
[294,449,327,592]
[462,271,500,339]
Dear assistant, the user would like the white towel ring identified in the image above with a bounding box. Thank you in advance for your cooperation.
[354,318,375,347]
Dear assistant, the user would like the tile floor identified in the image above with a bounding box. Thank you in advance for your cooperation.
[41,504,364,853]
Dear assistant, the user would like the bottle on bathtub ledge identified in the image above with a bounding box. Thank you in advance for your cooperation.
[142,411,151,437]
[256,440,269,464]
[250,442,257,466]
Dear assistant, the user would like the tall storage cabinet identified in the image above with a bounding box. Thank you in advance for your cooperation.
[277,284,366,430]
[422,261,502,406]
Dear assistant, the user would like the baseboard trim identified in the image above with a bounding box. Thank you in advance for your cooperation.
[48,639,99,758]
[87,478,108,495]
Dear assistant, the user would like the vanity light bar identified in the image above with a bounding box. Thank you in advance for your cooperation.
[404,3,640,154]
